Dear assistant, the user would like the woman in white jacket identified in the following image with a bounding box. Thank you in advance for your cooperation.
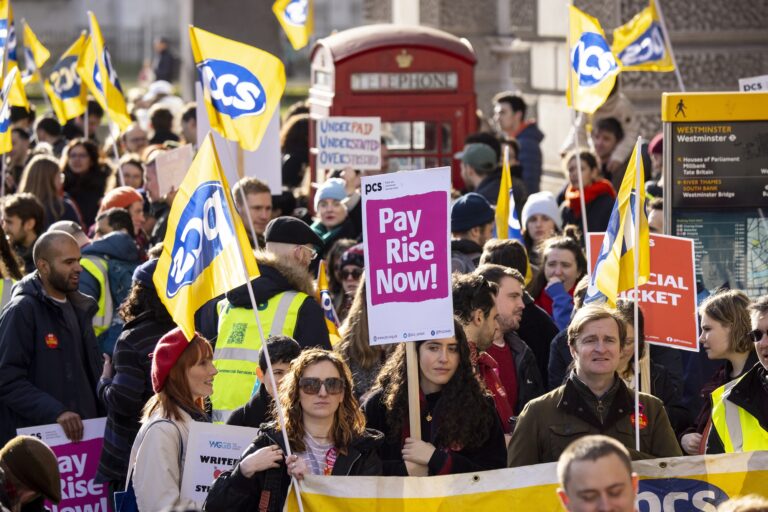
[126,327,217,512]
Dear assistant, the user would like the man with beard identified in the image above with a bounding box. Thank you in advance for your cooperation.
[0,232,102,445]
[475,264,545,428]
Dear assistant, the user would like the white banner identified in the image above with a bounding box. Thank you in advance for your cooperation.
[316,116,381,170]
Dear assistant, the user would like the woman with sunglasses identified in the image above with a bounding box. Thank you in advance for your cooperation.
[362,320,506,476]
[337,243,364,322]
[205,349,382,512]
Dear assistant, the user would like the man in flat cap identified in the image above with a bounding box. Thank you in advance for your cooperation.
[205,216,332,423]
[0,435,61,511]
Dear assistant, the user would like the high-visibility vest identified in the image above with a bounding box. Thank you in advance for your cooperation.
[210,290,305,423]
[0,278,16,309]
[80,256,113,336]
[711,375,768,453]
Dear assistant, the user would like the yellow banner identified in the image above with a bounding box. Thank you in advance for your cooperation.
[287,452,768,511]
[21,21,50,85]
[612,0,674,72]
[272,0,314,51]
[44,34,87,124]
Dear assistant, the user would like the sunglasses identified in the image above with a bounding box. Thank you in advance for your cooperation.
[298,377,344,395]
[749,329,768,343]
[341,268,363,280]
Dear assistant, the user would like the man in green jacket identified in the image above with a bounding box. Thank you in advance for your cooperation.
[508,304,682,467]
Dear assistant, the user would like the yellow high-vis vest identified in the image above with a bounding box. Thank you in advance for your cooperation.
[80,256,112,336]
[711,375,768,453]
[210,290,305,423]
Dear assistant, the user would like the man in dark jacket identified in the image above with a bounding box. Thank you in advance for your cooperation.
[0,232,102,445]
[508,305,682,467]
[475,264,545,421]
[493,92,544,194]
[450,193,494,274]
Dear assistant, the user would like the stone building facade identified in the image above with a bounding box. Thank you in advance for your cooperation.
[363,0,768,177]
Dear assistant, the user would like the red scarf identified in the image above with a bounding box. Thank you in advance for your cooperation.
[469,342,514,433]
[564,179,616,219]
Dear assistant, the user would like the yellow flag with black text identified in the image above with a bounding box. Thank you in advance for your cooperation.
[44,34,88,124]
[154,133,260,340]
[77,12,131,130]
[316,260,341,346]
[190,25,286,151]
[0,67,19,153]
[566,5,619,114]
[612,0,674,72]
[21,21,50,85]
[0,0,29,109]
[272,0,313,50]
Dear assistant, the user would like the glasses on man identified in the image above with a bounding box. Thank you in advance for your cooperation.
[300,245,318,261]
[341,268,363,280]
[298,377,344,395]
[749,329,768,343]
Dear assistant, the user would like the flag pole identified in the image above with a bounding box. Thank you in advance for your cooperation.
[632,136,642,452]
[83,100,89,140]
[566,1,591,266]
[653,0,685,92]
[209,134,306,512]
[222,139,261,250]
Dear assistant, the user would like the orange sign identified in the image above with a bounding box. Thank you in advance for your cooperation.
[588,233,699,351]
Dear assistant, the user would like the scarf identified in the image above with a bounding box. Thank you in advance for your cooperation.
[469,342,514,433]
[564,179,616,219]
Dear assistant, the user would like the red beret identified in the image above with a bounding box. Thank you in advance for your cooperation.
[648,133,663,155]
[100,186,143,213]
[151,327,193,392]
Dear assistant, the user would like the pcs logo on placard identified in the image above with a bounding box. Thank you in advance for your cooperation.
[571,32,618,86]
[637,478,729,512]
[284,0,309,26]
[618,22,665,67]
[197,59,267,119]
[364,182,383,195]
[166,182,235,298]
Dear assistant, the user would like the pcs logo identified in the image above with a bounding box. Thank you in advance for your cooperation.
[637,478,729,511]
[166,182,235,297]
[284,0,309,26]
[50,56,82,99]
[198,59,267,120]
[93,47,124,95]
[0,102,10,133]
[0,20,18,61]
[618,23,666,66]
[571,32,617,86]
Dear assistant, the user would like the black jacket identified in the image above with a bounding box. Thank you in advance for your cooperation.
[226,383,272,428]
[517,292,560,386]
[706,363,768,454]
[362,388,506,476]
[0,273,103,444]
[204,424,383,512]
[96,309,177,483]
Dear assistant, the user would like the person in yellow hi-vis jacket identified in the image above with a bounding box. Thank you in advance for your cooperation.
[707,295,768,453]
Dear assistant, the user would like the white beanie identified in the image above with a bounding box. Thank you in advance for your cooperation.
[521,191,562,230]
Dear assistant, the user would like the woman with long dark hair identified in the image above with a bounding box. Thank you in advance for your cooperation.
[61,138,113,227]
[362,320,506,475]
[18,155,82,228]
[205,349,382,512]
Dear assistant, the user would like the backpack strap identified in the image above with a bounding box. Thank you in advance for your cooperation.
[125,419,184,491]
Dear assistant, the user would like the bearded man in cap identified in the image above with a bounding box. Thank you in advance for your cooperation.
[0,435,61,512]
[205,216,332,423]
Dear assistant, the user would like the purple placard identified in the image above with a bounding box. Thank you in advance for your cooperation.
[50,437,111,512]
[365,190,449,306]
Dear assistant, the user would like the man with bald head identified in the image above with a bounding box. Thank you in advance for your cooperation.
[0,232,102,444]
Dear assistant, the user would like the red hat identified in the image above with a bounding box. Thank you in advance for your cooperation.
[100,186,143,213]
[648,133,663,155]
[151,327,193,392]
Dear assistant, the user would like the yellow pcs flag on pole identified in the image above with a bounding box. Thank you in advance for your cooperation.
[566,5,619,114]
[21,21,49,85]
[78,12,131,130]
[272,0,313,50]
[316,260,341,346]
[154,133,260,340]
[584,142,650,306]
[44,34,87,124]
[0,67,18,153]
[612,0,674,72]
[190,25,286,151]
[0,0,29,109]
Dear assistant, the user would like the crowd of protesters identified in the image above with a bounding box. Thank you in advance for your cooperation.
[0,76,767,512]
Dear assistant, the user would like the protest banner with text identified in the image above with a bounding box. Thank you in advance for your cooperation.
[17,418,110,512]
[589,232,698,351]
[316,116,381,170]
[361,167,453,345]
[180,422,259,505]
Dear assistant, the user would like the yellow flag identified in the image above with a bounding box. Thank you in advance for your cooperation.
[154,133,261,340]
[44,34,87,124]
[0,67,18,153]
[0,0,29,109]
[272,0,313,51]
[21,21,50,85]
[585,141,650,306]
[316,260,341,346]
[190,25,286,151]
[566,5,619,114]
[77,12,131,131]
[612,0,674,72]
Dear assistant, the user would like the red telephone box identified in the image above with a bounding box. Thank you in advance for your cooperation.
[309,24,477,189]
